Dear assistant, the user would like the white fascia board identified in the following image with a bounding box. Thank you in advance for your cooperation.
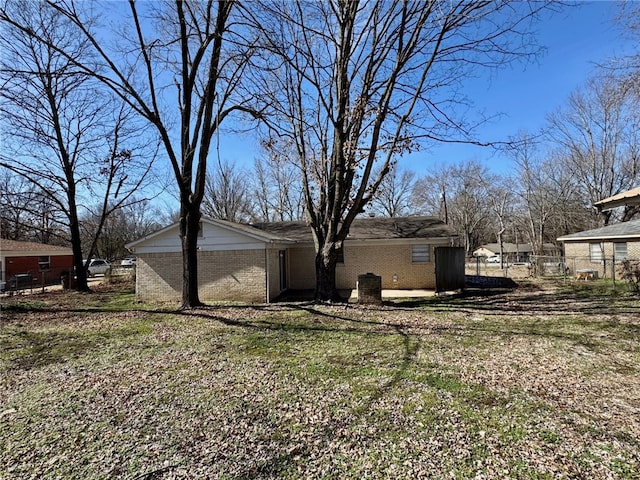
[125,218,294,252]
[558,233,640,242]
[125,222,180,250]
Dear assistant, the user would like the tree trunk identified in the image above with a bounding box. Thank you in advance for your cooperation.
[70,226,89,292]
[180,205,202,309]
[67,189,89,292]
[314,248,343,302]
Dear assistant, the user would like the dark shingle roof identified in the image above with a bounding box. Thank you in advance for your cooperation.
[1,239,72,254]
[250,216,455,242]
[557,219,640,241]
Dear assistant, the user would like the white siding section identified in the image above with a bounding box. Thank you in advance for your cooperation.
[132,222,268,254]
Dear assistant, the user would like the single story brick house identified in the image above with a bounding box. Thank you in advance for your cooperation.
[1,239,73,289]
[126,216,459,303]
[557,219,640,275]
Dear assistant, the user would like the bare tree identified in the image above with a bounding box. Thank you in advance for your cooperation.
[2,1,258,307]
[0,2,155,291]
[81,199,164,260]
[252,140,305,222]
[369,166,416,217]
[202,159,254,222]
[0,169,67,243]
[510,135,580,255]
[250,0,551,300]
[547,75,640,224]
[484,179,518,266]
[413,160,494,254]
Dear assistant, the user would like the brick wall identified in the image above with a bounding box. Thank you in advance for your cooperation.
[337,244,436,289]
[136,249,267,303]
[3,255,73,286]
[288,246,316,289]
[564,240,640,277]
[288,243,438,290]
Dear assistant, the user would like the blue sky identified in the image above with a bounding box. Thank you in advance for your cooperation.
[218,1,633,179]
[418,0,633,176]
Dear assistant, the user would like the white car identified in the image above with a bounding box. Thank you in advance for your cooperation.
[85,259,111,277]
[486,255,502,264]
[121,257,136,267]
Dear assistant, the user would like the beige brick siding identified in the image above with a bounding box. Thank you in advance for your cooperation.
[136,250,267,303]
[136,253,182,303]
[287,243,438,290]
[337,244,436,289]
[288,246,316,289]
[137,242,446,303]
[563,240,640,277]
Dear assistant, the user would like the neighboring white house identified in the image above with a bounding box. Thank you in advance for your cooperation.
[472,243,558,263]
[126,216,459,303]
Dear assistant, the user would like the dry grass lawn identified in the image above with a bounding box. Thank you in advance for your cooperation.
[1,280,638,479]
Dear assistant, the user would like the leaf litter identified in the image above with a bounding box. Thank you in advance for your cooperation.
[1,281,638,479]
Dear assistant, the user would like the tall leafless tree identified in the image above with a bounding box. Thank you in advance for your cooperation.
[202,159,254,222]
[509,135,581,255]
[0,169,66,243]
[0,2,155,291]
[414,161,494,255]
[369,166,416,218]
[253,144,306,222]
[249,0,552,300]
[547,75,640,224]
[81,199,164,261]
[2,0,259,307]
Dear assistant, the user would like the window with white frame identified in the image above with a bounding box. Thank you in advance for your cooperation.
[614,242,628,261]
[38,256,50,271]
[589,242,603,262]
[412,245,430,263]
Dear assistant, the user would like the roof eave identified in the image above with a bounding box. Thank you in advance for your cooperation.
[558,234,640,242]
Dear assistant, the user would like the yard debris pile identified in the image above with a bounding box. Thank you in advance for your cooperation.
[1,281,638,479]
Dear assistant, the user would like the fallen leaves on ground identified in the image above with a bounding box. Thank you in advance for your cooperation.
[1,281,638,479]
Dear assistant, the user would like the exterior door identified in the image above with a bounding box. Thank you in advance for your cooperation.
[279,250,287,291]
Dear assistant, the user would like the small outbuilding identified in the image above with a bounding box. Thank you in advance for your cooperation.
[126,216,459,303]
[0,239,73,289]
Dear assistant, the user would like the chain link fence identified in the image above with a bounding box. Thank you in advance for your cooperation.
[465,255,640,290]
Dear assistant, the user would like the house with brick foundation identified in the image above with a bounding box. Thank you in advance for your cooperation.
[0,239,73,290]
[126,216,459,303]
[557,220,640,277]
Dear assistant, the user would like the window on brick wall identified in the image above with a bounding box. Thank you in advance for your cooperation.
[614,242,628,261]
[412,245,430,263]
[38,256,50,271]
[589,243,603,262]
